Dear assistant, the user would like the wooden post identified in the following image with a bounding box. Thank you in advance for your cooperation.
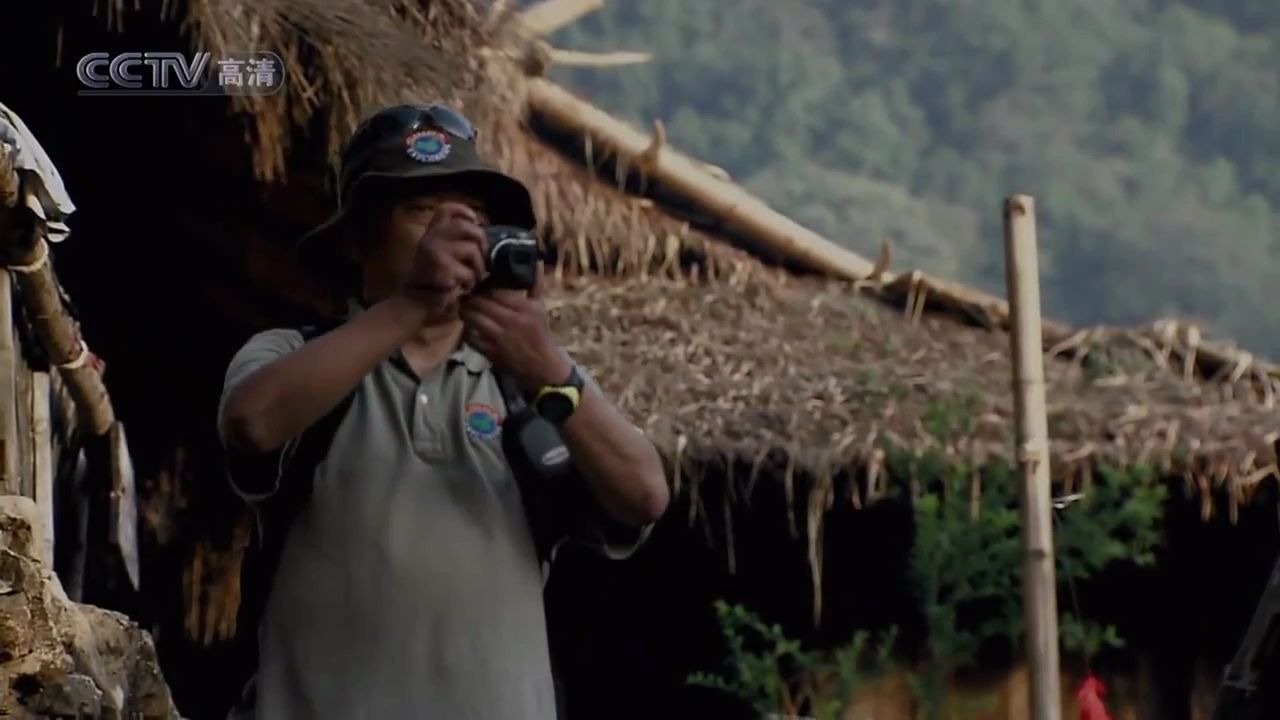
[0,270,18,495]
[16,345,33,497]
[1003,194,1061,720]
[32,370,54,567]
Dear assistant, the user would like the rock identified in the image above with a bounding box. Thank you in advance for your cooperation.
[0,495,180,719]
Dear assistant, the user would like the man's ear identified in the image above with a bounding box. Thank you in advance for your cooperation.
[346,203,384,262]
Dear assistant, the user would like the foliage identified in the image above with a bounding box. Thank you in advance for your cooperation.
[550,0,1280,356]
[902,453,1023,718]
[690,447,1166,719]
[1055,465,1167,659]
[900,453,1164,718]
[688,600,897,720]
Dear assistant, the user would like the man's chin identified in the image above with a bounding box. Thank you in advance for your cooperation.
[426,302,461,325]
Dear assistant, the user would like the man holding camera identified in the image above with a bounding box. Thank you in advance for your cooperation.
[217,104,669,720]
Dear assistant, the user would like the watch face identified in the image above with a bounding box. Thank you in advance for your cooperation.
[536,392,574,424]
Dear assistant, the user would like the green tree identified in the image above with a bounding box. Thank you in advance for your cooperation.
[550,0,1280,356]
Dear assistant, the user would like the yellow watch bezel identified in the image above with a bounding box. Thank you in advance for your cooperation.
[533,384,581,410]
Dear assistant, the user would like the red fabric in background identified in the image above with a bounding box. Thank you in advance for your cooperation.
[1077,675,1113,720]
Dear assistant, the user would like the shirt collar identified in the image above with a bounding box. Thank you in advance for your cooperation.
[447,342,491,374]
[347,297,491,375]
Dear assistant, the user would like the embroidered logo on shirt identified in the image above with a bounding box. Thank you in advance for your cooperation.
[464,402,502,441]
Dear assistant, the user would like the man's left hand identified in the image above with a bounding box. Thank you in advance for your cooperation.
[459,264,572,393]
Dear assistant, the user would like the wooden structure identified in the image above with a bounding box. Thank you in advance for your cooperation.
[0,269,56,566]
[0,1,1277,718]
[0,113,136,596]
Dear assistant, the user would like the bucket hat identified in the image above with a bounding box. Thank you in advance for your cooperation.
[297,103,537,282]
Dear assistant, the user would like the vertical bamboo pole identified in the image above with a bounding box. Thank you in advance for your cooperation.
[32,370,54,567]
[16,345,33,497]
[0,270,18,495]
[1003,194,1061,720]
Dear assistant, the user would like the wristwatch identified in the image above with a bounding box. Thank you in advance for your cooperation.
[532,365,585,425]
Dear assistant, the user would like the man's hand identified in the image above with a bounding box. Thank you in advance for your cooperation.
[462,264,669,527]
[400,202,488,311]
[458,264,571,392]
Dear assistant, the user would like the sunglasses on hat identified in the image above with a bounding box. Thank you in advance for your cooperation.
[344,104,478,160]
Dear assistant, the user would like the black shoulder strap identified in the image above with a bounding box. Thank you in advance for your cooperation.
[232,322,357,707]
[496,372,529,412]
[259,323,352,528]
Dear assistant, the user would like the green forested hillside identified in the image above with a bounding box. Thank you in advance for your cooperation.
[547,0,1280,356]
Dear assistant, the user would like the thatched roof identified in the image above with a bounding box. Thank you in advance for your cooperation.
[178,0,753,280]
[553,276,1279,515]
[158,0,1280,505]
[17,0,1274,516]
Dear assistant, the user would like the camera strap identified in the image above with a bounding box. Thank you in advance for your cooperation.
[495,372,574,482]
[497,372,530,412]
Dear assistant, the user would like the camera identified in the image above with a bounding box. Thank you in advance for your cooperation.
[482,225,540,290]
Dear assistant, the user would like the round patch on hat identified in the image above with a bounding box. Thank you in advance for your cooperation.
[464,402,502,441]
[405,129,451,163]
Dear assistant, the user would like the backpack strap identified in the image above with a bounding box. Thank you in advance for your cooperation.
[232,322,356,711]
[249,323,356,546]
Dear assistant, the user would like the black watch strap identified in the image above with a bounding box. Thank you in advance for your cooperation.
[562,364,585,392]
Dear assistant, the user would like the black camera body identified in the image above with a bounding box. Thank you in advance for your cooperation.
[482,225,540,290]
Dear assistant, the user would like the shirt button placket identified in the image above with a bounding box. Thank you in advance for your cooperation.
[413,385,445,457]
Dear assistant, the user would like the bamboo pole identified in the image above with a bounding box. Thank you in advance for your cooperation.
[0,270,17,495]
[519,0,604,35]
[525,77,880,282]
[0,175,114,436]
[1003,194,1061,720]
[547,48,652,67]
[16,347,33,497]
[31,370,53,567]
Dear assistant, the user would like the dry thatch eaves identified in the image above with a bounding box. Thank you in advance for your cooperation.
[106,0,1280,510]
[549,275,1280,516]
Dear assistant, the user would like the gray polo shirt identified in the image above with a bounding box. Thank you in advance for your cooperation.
[219,323,648,720]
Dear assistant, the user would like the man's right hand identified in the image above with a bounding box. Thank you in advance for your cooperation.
[400,202,488,309]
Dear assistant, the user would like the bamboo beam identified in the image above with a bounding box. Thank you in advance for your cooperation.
[0,170,114,436]
[547,48,651,67]
[525,77,880,282]
[0,270,17,495]
[1003,195,1061,720]
[519,0,604,35]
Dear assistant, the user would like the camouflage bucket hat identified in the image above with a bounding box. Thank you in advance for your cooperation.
[297,103,538,281]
